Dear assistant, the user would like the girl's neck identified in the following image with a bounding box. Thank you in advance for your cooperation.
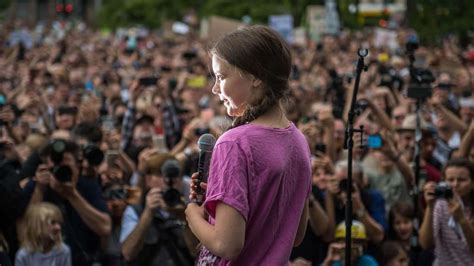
[251,104,290,129]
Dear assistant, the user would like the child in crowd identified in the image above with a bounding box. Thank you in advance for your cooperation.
[323,220,379,266]
[15,202,71,266]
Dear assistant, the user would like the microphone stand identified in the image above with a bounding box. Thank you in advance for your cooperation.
[343,48,368,266]
[407,45,422,227]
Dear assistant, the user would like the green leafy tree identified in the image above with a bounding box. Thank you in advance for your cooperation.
[98,0,194,28]
[407,0,474,44]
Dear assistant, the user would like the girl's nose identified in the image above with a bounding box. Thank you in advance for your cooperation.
[211,83,219,95]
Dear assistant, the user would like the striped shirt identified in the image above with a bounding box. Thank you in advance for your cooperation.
[433,200,474,266]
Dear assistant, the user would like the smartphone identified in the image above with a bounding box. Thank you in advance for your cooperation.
[57,106,78,115]
[315,143,326,154]
[0,94,6,108]
[139,77,159,86]
[153,135,168,153]
[367,134,383,149]
[106,150,120,166]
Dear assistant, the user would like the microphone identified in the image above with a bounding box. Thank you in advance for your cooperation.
[195,133,216,205]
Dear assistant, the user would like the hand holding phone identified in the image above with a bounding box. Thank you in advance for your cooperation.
[367,134,383,149]
[106,150,120,166]
[153,135,168,153]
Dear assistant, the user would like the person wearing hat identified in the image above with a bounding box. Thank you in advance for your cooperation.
[322,221,378,266]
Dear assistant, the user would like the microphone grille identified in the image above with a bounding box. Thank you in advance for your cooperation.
[198,133,216,152]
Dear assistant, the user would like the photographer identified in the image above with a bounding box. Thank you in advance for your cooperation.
[120,153,193,266]
[322,221,378,266]
[22,139,111,265]
[325,160,386,245]
[419,158,474,264]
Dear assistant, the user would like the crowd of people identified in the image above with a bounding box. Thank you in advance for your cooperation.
[0,17,473,266]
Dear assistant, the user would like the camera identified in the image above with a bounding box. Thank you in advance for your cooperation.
[434,182,453,200]
[338,179,355,193]
[160,159,183,208]
[49,139,73,183]
[356,99,369,109]
[405,36,435,100]
[104,187,128,200]
[406,68,435,100]
[82,144,104,166]
[139,76,159,86]
[315,143,326,154]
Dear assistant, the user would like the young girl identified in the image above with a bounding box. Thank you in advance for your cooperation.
[15,202,71,266]
[387,201,433,266]
[185,25,311,265]
[377,241,408,266]
[419,158,474,265]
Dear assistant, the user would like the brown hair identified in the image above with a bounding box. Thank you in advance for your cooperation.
[443,158,474,209]
[388,201,414,240]
[211,25,292,127]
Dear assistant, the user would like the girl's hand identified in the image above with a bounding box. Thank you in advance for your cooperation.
[189,172,208,202]
[185,202,206,220]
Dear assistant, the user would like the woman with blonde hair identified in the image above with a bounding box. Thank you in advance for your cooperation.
[15,202,71,266]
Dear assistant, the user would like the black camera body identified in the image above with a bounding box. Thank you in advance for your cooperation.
[406,68,435,100]
[48,140,104,182]
[51,165,73,183]
[161,159,184,208]
[338,179,355,193]
[434,182,454,200]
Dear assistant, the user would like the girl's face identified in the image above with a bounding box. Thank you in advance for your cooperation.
[393,214,413,241]
[312,167,329,190]
[445,166,473,198]
[46,219,62,242]
[211,55,258,117]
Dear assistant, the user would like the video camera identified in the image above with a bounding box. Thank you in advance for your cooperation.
[405,37,435,100]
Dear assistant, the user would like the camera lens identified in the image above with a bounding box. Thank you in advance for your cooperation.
[52,165,72,183]
[162,188,182,208]
[434,182,453,200]
[83,145,104,166]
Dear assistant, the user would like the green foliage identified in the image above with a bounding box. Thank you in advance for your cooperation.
[97,0,322,29]
[96,0,473,45]
[199,0,291,24]
[98,0,193,29]
[0,0,11,12]
[408,0,474,44]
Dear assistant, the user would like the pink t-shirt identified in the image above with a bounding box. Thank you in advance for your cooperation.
[198,122,312,266]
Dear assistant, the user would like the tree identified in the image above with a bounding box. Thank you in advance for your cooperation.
[407,0,474,45]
